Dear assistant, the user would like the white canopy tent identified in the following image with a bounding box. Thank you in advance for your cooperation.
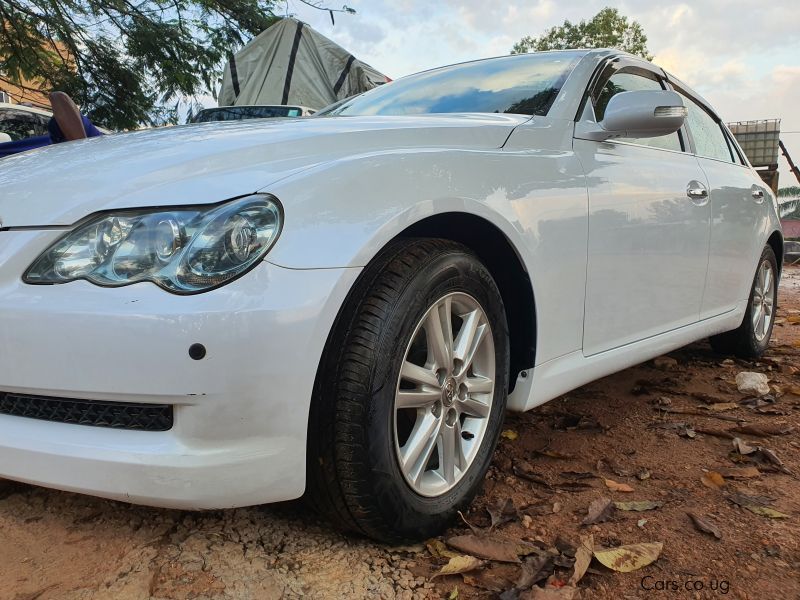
[218,18,389,110]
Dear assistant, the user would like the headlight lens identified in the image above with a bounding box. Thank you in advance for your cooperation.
[24,194,283,294]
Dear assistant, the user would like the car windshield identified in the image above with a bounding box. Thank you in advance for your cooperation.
[192,106,303,122]
[324,51,584,118]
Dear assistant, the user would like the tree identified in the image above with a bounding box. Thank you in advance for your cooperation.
[0,1,352,129]
[511,7,653,60]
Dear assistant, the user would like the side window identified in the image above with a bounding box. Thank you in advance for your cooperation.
[678,93,733,162]
[592,71,682,152]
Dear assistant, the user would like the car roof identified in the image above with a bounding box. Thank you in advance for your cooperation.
[0,102,52,117]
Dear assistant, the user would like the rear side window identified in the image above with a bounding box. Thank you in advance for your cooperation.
[679,93,733,162]
[593,71,682,152]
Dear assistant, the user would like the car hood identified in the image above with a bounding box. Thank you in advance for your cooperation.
[0,114,526,228]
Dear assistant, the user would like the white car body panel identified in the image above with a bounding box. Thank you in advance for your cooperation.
[0,49,782,507]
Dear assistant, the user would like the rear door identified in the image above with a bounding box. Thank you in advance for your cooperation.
[670,86,771,318]
[574,61,711,355]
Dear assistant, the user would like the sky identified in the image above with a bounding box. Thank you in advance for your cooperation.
[276,0,800,186]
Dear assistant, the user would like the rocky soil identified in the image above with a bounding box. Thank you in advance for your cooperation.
[3,267,800,600]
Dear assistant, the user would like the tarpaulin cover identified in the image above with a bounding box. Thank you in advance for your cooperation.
[218,18,388,110]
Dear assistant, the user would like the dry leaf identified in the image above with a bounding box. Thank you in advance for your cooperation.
[614,500,663,512]
[488,498,517,530]
[449,586,459,599]
[582,497,615,525]
[704,403,739,412]
[731,425,794,437]
[604,478,634,493]
[732,437,757,455]
[725,492,789,518]
[501,555,555,599]
[428,539,461,560]
[593,542,663,573]
[501,430,518,441]
[717,467,760,479]
[701,471,726,489]
[433,555,484,579]
[447,534,521,563]
[568,535,593,586]
[743,505,789,519]
[687,512,721,539]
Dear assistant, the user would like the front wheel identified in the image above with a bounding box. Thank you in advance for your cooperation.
[306,239,510,543]
[710,244,778,358]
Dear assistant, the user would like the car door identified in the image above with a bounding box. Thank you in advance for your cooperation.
[574,63,711,356]
[671,86,771,319]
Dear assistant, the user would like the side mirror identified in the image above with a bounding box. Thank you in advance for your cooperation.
[581,90,687,141]
[0,132,12,143]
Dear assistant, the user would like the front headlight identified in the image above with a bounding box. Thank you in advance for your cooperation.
[23,194,283,294]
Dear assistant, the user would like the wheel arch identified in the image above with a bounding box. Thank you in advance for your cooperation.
[397,213,536,391]
[311,211,537,401]
[767,229,784,277]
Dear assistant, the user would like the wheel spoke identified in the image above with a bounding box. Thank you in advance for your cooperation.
[763,265,773,296]
[400,361,440,388]
[464,374,493,394]
[438,426,458,485]
[401,414,440,483]
[752,302,762,327]
[396,389,441,409]
[460,395,491,418]
[425,298,453,371]
[453,309,481,366]
[756,309,766,338]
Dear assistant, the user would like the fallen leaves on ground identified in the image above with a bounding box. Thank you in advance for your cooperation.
[427,539,461,560]
[502,430,519,441]
[446,534,521,563]
[687,512,722,539]
[433,555,484,578]
[725,491,789,519]
[718,466,761,479]
[593,541,663,573]
[568,535,593,586]
[604,479,634,493]
[701,471,726,489]
[614,500,663,512]
[582,497,615,525]
[488,498,517,530]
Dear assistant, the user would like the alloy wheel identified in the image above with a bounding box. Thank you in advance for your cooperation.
[751,259,775,342]
[393,292,495,497]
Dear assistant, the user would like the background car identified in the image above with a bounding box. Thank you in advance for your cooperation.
[0,102,52,141]
[0,49,782,543]
[189,104,315,123]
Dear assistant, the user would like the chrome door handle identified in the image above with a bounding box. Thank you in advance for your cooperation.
[687,182,708,201]
[752,189,764,200]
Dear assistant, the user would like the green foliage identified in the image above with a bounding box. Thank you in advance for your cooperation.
[778,186,800,197]
[0,0,283,129]
[511,7,653,60]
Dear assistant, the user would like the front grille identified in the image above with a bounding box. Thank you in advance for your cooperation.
[0,392,173,431]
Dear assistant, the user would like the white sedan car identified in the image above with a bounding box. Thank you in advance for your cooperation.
[0,49,782,542]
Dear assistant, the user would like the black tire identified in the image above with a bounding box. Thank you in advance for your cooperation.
[710,244,778,358]
[305,238,510,543]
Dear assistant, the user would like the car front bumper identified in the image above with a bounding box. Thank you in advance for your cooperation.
[0,230,360,508]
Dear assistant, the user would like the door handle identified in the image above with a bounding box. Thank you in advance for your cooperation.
[686,181,708,203]
[752,188,764,201]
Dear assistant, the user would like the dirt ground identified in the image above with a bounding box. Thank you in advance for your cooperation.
[3,267,800,600]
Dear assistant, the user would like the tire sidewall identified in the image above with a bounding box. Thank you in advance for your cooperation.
[362,249,509,537]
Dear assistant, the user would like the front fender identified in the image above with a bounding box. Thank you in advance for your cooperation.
[262,138,590,366]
